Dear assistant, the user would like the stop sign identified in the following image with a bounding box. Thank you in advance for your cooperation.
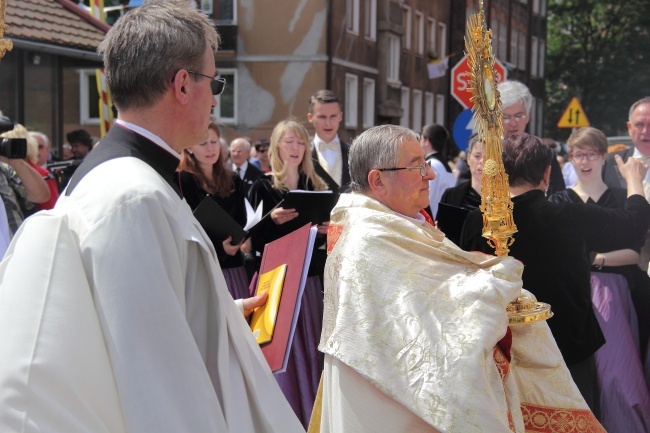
[451,55,507,109]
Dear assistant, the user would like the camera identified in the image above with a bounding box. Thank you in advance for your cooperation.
[0,115,27,160]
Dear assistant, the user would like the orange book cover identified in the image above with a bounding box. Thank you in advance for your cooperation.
[250,264,287,344]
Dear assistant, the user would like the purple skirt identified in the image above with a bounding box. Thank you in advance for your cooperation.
[591,272,650,432]
[274,275,323,428]
[221,266,251,300]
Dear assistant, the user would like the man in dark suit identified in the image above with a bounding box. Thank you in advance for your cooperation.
[229,137,263,193]
[307,90,351,192]
[460,133,649,416]
[601,96,650,361]
[602,97,650,189]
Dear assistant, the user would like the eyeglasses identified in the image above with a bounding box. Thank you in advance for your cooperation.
[257,148,269,154]
[502,112,527,124]
[187,70,227,95]
[377,162,428,177]
[569,151,602,162]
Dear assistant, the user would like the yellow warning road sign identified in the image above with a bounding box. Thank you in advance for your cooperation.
[557,97,590,128]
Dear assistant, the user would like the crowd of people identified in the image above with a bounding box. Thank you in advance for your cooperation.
[0,1,649,432]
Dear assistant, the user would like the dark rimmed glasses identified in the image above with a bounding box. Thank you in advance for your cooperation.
[377,162,428,176]
[187,70,227,96]
[569,151,602,162]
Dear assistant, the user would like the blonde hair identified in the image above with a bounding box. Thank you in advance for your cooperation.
[269,118,327,191]
[0,124,38,164]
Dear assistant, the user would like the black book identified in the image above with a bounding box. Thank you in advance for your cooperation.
[281,190,340,225]
[193,196,278,245]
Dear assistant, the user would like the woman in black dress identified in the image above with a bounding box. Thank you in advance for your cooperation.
[178,122,251,300]
[248,118,329,428]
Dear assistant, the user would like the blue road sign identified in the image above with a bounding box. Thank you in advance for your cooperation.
[452,108,476,152]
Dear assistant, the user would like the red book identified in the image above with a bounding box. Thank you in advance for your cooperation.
[254,223,317,373]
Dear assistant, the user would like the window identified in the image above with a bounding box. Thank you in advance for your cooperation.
[427,18,436,57]
[79,69,100,125]
[347,0,360,34]
[215,69,237,124]
[364,0,377,40]
[400,87,410,127]
[200,0,213,15]
[425,92,434,125]
[537,39,546,78]
[533,0,540,15]
[412,89,422,133]
[518,30,526,70]
[415,12,424,55]
[216,0,236,23]
[437,22,447,57]
[531,36,539,78]
[530,96,538,135]
[510,28,518,65]
[435,94,445,126]
[497,18,507,60]
[387,34,401,83]
[345,74,359,128]
[362,78,375,128]
[536,98,544,136]
[402,5,411,51]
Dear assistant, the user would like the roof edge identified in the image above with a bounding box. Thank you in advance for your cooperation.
[56,0,112,33]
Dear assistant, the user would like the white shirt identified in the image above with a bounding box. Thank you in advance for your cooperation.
[115,119,180,160]
[232,160,248,180]
[426,157,456,219]
[313,134,341,169]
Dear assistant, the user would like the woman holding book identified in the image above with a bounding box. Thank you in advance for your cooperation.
[178,122,251,300]
[248,118,330,428]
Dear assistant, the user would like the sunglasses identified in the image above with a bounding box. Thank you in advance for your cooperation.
[184,69,227,95]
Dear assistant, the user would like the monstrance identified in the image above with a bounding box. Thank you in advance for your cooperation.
[465,1,552,325]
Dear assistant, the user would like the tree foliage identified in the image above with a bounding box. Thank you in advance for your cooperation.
[545,0,650,139]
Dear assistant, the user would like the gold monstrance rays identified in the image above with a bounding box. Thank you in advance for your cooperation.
[0,0,12,60]
[465,1,552,324]
[465,3,516,257]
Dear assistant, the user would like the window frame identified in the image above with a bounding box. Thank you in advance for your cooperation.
[347,0,360,35]
[364,0,377,41]
[362,78,376,129]
[400,87,410,127]
[214,68,237,124]
[78,68,100,126]
[345,73,359,128]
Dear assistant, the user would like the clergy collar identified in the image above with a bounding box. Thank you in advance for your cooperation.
[115,119,180,160]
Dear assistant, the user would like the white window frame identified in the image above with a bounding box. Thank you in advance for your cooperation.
[362,78,375,128]
[387,34,401,84]
[412,89,422,133]
[402,5,411,51]
[425,92,434,125]
[214,68,237,124]
[531,36,539,78]
[79,69,100,126]
[345,73,359,128]
[533,0,540,15]
[427,17,436,57]
[435,94,445,126]
[438,22,447,58]
[400,87,410,127]
[347,0,360,35]
[415,11,424,55]
[364,0,377,41]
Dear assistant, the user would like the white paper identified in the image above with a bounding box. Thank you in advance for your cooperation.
[243,199,264,231]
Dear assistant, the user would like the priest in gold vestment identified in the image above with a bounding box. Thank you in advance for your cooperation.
[314,125,604,433]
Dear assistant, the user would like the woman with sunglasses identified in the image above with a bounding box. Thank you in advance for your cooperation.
[248,118,330,428]
[549,126,650,432]
[178,122,251,300]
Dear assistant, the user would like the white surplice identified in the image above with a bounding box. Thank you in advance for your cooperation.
[0,156,304,433]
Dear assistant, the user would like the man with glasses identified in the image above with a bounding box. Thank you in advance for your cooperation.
[499,80,566,195]
[315,125,605,432]
[0,1,303,432]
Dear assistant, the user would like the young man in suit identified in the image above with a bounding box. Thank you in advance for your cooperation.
[307,90,351,192]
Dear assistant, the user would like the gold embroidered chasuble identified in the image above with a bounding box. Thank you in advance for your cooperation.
[318,193,604,433]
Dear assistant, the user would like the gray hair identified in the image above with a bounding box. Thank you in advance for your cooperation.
[629,96,650,121]
[499,80,532,114]
[98,0,220,111]
[349,125,420,193]
[28,131,50,146]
